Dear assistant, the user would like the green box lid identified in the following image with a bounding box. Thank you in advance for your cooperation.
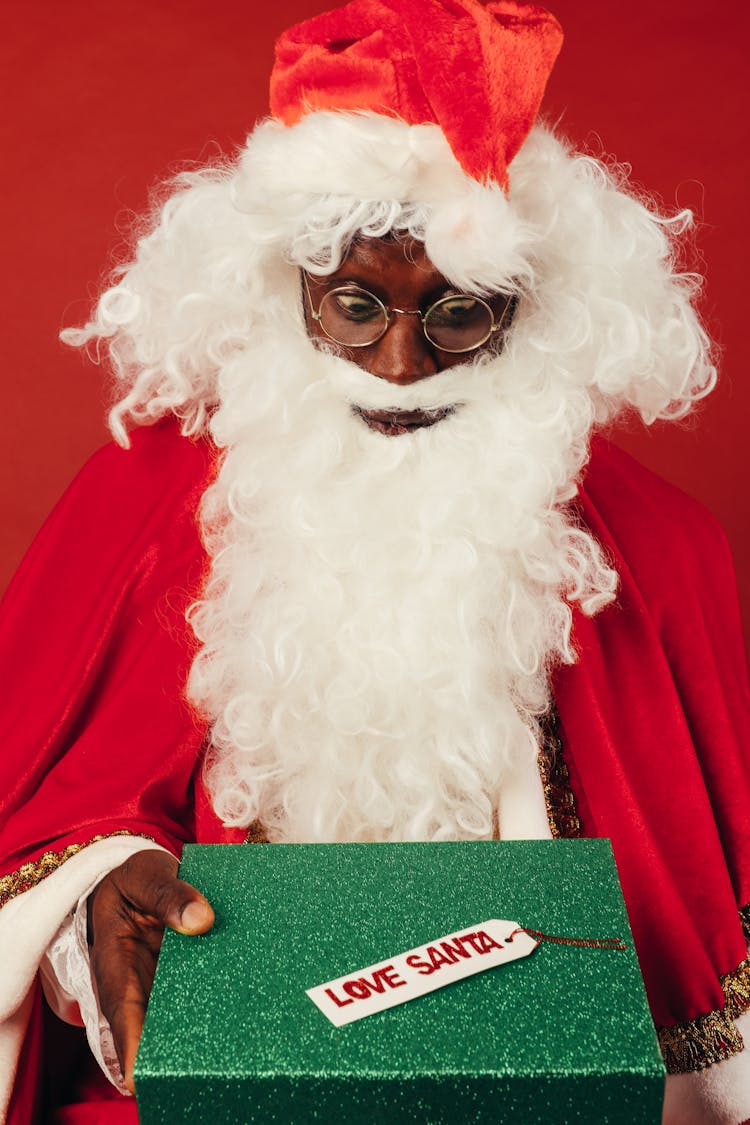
[135,839,664,1123]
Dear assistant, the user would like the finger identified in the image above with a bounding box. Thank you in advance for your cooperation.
[118,850,215,935]
[109,987,148,1095]
[93,937,155,1096]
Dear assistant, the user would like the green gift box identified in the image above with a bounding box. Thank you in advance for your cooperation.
[135,840,665,1123]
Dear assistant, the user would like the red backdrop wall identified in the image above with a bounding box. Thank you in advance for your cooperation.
[2,1,749,651]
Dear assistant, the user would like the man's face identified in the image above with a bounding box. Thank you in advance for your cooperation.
[302,237,515,436]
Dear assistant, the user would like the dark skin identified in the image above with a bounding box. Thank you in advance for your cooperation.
[304,237,516,432]
[88,850,214,1093]
[89,236,516,1090]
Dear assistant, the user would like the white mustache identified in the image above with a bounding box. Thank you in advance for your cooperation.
[310,346,499,413]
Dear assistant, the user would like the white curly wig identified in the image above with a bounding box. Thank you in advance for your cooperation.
[63,112,715,446]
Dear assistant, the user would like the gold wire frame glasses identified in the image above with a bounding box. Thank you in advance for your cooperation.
[303,273,513,354]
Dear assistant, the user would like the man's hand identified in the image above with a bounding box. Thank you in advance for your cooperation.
[87,848,214,1093]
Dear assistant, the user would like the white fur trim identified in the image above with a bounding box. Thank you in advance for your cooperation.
[236,113,471,211]
[0,989,33,1124]
[663,1007,750,1125]
[498,736,553,841]
[0,836,166,1120]
[0,995,745,1125]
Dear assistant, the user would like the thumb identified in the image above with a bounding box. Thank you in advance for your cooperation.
[118,849,215,935]
[175,894,215,935]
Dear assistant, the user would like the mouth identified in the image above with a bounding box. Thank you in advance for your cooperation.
[352,406,455,436]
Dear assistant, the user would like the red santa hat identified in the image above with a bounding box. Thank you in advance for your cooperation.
[269,0,563,190]
[234,0,562,292]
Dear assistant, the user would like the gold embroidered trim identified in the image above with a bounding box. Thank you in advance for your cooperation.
[538,710,581,839]
[740,903,750,944]
[0,830,141,908]
[722,957,750,1020]
[658,1007,745,1074]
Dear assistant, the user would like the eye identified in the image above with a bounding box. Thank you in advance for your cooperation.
[427,296,485,328]
[331,290,383,322]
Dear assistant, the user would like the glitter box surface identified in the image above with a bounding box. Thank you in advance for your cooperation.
[135,840,664,1123]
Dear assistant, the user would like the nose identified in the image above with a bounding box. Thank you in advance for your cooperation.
[364,312,438,385]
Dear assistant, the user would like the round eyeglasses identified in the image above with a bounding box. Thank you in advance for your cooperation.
[303,274,515,354]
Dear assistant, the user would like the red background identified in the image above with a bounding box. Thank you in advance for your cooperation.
[2,1,749,649]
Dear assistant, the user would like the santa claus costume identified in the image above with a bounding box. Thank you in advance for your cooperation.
[0,2,748,1122]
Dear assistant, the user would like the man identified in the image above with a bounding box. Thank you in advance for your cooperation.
[1,0,749,1122]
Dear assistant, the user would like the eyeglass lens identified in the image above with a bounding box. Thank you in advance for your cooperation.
[317,288,497,352]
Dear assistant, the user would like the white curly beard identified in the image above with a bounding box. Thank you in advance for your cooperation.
[187,316,617,843]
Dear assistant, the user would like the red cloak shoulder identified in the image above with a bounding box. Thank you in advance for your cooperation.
[559,436,750,1040]
[0,421,216,881]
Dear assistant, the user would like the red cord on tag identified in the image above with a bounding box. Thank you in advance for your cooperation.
[507,927,627,951]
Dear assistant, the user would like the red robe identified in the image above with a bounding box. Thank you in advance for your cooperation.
[1,420,749,1120]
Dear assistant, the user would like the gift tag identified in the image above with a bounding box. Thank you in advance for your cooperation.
[306,919,539,1027]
